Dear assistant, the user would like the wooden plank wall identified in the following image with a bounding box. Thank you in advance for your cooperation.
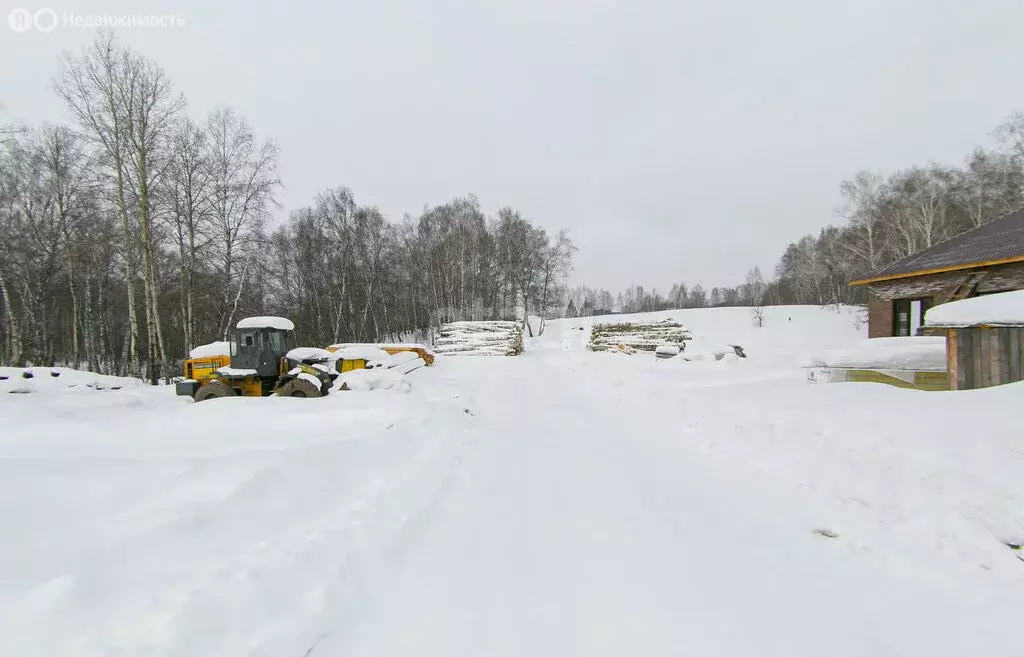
[953,327,1024,390]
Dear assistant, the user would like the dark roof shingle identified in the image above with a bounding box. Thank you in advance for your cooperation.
[852,208,1024,283]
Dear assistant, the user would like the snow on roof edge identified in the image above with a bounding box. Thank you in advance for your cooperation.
[924,290,1024,328]
[236,316,295,331]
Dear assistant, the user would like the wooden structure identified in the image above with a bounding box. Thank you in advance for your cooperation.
[923,291,1024,390]
[588,319,690,353]
[808,367,949,391]
[806,336,950,391]
[942,327,1024,390]
[849,209,1024,338]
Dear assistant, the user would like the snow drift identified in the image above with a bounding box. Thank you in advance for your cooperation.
[809,336,947,371]
[0,367,145,394]
[3,304,1022,657]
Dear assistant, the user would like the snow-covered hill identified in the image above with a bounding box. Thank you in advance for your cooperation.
[571,304,866,365]
[2,305,1022,656]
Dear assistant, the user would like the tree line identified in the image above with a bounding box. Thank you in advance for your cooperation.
[773,113,1024,306]
[0,33,576,378]
[570,113,1024,318]
[564,267,769,316]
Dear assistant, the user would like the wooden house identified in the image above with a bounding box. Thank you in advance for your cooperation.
[849,209,1024,338]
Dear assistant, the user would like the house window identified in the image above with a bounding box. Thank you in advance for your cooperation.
[893,297,932,336]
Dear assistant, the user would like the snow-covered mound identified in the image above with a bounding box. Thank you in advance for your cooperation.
[7,305,1024,656]
[380,351,427,374]
[579,305,865,367]
[336,368,411,392]
[809,336,947,371]
[285,347,338,363]
[925,289,1024,327]
[434,320,524,356]
[0,367,145,394]
[333,346,391,361]
[329,343,436,366]
[189,342,230,359]
[655,344,680,358]
[680,345,745,362]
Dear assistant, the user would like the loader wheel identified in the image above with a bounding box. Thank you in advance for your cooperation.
[276,377,322,399]
[194,380,233,402]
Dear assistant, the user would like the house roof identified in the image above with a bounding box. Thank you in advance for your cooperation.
[849,208,1024,285]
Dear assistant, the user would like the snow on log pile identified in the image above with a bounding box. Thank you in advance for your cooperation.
[286,347,339,363]
[680,345,746,362]
[655,344,680,359]
[588,318,691,353]
[380,350,427,374]
[433,321,524,356]
[328,343,435,366]
[334,346,391,362]
[0,367,145,394]
[925,289,1024,327]
[336,368,412,392]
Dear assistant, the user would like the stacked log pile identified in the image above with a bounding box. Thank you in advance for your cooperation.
[588,319,691,353]
[433,321,524,356]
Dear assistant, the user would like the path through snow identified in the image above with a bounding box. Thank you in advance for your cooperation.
[1,306,1022,656]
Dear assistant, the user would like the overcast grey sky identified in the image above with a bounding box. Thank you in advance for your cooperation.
[4,0,1024,291]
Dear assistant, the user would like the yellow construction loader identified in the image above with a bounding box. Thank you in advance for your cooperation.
[176,316,337,401]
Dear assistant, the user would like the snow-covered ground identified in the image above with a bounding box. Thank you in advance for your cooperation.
[2,305,1022,656]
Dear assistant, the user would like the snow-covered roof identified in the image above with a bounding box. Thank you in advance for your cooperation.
[851,208,1024,284]
[924,290,1024,328]
[189,341,230,359]
[236,316,295,331]
[808,337,947,372]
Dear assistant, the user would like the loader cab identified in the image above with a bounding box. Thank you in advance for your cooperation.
[229,326,291,379]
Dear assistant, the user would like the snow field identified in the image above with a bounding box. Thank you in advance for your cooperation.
[1,304,1022,656]
[0,378,477,656]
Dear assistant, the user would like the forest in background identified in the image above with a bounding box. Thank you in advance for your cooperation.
[0,33,576,379]
[6,33,1024,379]
[570,112,1024,317]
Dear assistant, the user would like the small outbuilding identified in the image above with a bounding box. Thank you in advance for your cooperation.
[923,289,1024,390]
